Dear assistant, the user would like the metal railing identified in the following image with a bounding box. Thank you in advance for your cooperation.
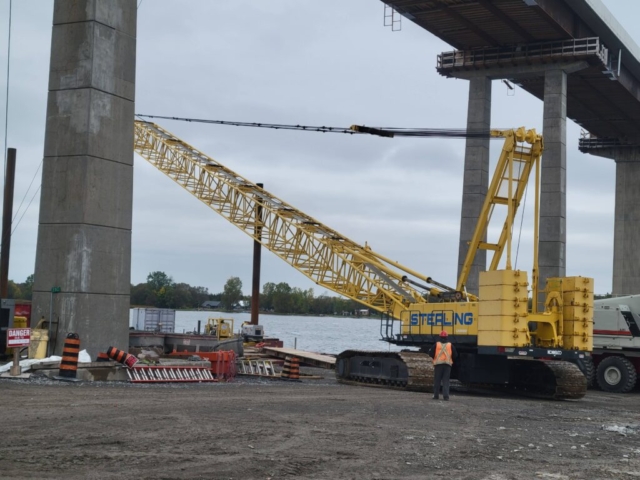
[578,130,638,150]
[438,37,608,71]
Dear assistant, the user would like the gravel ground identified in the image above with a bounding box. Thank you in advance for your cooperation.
[1,368,639,480]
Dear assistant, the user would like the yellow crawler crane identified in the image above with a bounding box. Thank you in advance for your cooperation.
[133,121,592,399]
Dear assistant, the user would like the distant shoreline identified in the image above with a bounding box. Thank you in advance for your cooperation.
[131,306,385,321]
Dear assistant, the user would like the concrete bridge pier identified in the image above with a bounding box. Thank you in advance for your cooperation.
[539,69,568,299]
[458,77,492,296]
[456,67,575,297]
[584,147,640,296]
[31,0,137,358]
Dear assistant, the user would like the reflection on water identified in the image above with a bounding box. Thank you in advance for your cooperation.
[171,311,403,355]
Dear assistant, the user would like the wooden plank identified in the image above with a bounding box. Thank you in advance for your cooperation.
[262,347,336,370]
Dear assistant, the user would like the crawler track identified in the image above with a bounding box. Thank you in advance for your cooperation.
[504,359,587,400]
[335,350,434,392]
[335,351,587,400]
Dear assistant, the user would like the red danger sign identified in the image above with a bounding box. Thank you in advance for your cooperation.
[7,328,31,348]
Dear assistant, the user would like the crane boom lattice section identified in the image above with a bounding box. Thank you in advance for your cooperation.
[133,121,428,317]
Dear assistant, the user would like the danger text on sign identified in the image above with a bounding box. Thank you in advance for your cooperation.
[7,328,31,348]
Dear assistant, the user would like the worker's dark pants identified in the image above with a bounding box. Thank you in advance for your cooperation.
[433,364,452,399]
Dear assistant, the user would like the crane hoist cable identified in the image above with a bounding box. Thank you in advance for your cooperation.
[135,114,499,139]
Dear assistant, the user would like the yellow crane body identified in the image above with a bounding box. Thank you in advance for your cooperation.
[133,120,592,399]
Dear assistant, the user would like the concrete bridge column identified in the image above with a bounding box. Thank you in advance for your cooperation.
[611,150,640,296]
[539,69,567,298]
[31,0,137,357]
[458,77,492,295]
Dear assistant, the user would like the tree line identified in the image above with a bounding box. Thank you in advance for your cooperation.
[8,272,366,315]
[8,275,33,300]
[6,271,618,314]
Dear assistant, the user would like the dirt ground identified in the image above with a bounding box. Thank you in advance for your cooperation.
[1,368,639,480]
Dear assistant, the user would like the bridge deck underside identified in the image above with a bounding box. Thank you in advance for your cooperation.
[384,0,640,140]
[517,67,640,140]
[385,0,582,49]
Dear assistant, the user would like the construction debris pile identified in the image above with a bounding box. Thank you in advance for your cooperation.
[1,329,336,385]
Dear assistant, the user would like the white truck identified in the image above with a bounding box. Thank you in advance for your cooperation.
[591,295,640,393]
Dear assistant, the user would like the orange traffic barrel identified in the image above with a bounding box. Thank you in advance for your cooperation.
[281,355,301,381]
[281,355,292,379]
[58,333,80,379]
[106,346,138,368]
[289,356,300,380]
[96,352,109,362]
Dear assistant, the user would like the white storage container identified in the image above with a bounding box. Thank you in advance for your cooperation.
[131,308,176,333]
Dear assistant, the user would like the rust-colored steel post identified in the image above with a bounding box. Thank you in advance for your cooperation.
[0,148,17,298]
[250,183,264,325]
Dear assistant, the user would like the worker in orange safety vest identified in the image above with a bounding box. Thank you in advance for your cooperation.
[428,330,458,401]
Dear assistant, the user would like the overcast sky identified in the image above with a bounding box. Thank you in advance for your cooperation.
[0,0,637,297]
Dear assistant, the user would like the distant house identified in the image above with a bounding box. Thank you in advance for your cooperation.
[234,300,250,310]
[201,300,221,309]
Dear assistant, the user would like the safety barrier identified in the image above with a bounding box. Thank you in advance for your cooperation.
[237,359,277,377]
[127,366,216,383]
[167,350,237,380]
[210,351,237,380]
[58,333,80,379]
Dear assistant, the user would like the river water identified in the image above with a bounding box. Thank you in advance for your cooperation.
[171,311,403,354]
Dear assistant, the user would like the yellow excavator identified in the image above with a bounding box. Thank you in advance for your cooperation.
[133,120,593,399]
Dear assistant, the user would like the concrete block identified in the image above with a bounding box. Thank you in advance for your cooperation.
[542,131,567,148]
[48,23,93,90]
[461,194,486,219]
[541,147,566,170]
[539,191,566,215]
[467,103,491,125]
[463,152,490,172]
[541,116,567,132]
[538,242,566,269]
[462,184,489,195]
[459,221,481,240]
[44,88,135,165]
[49,22,136,100]
[35,363,129,382]
[540,167,566,190]
[543,96,567,119]
[467,76,492,100]
[54,0,137,37]
[30,291,129,359]
[33,224,131,295]
[613,276,640,297]
[39,156,133,229]
[463,167,489,187]
[542,122,567,146]
[544,69,567,92]
[465,137,491,150]
[539,216,566,238]
[614,148,640,163]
